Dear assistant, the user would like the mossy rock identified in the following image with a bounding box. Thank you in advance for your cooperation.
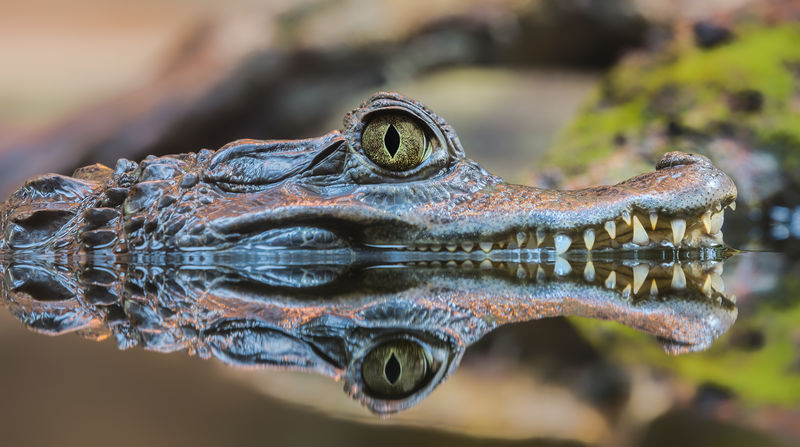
[546,24,800,204]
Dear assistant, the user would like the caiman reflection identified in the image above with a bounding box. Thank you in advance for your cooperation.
[1,254,736,414]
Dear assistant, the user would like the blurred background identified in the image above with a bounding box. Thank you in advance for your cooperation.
[1,0,800,446]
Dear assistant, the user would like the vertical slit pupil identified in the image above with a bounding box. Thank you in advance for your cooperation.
[384,353,401,384]
[384,124,401,158]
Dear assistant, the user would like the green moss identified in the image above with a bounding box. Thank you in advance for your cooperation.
[571,262,800,406]
[548,24,800,177]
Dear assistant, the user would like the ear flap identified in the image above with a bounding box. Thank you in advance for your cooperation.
[204,132,344,192]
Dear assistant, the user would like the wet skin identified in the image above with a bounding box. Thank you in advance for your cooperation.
[0,92,737,255]
[1,255,734,415]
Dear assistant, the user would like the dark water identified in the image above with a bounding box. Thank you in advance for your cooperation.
[1,239,797,446]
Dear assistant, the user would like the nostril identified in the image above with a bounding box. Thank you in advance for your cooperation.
[656,151,710,170]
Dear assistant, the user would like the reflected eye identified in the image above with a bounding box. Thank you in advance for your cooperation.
[361,339,430,397]
[361,113,432,171]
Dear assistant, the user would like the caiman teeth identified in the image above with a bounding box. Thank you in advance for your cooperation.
[554,234,572,254]
[604,221,617,239]
[535,228,546,247]
[671,265,687,289]
[632,263,649,293]
[710,212,724,234]
[702,211,712,233]
[670,219,686,245]
[710,272,725,292]
[632,216,649,245]
[395,199,730,253]
[583,228,595,250]
[516,231,527,248]
[729,201,737,211]
[554,257,571,276]
[584,261,595,281]
[605,271,617,289]
[649,279,659,295]
[701,275,713,296]
[621,210,632,226]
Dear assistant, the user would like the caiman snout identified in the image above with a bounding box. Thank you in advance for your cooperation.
[387,150,737,254]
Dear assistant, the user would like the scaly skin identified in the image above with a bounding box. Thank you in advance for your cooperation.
[0,92,737,254]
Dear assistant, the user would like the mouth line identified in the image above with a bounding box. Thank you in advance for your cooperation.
[374,200,735,253]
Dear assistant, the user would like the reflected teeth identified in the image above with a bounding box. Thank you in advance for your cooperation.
[605,271,617,289]
[710,272,725,292]
[649,279,659,296]
[554,234,572,254]
[536,265,546,281]
[671,219,686,245]
[554,257,571,276]
[701,275,712,296]
[399,256,727,303]
[632,216,649,245]
[671,265,686,289]
[461,242,474,253]
[583,228,595,250]
[584,261,595,282]
[446,244,457,252]
[632,264,649,293]
[479,242,493,253]
[649,211,658,230]
[430,244,441,252]
[710,212,724,234]
[604,221,617,239]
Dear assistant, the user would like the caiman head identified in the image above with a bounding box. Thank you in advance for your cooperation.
[1,92,737,253]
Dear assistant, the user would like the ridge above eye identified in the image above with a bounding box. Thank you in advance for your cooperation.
[361,112,431,171]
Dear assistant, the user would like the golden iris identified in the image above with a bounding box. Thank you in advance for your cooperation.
[361,339,430,397]
[361,113,431,171]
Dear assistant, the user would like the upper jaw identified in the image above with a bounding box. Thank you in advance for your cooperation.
[371,152,738,253]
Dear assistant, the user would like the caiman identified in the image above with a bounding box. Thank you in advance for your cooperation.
[0,92,737,256]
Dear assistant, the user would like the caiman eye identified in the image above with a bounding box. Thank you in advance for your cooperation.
[361,339,430,397]
[361,113,432,171]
